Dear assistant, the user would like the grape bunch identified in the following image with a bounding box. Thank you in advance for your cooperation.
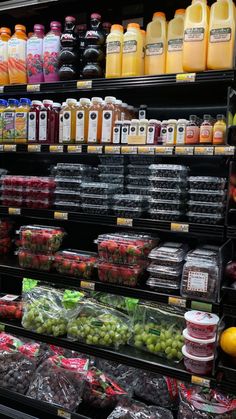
[0,351,36,394]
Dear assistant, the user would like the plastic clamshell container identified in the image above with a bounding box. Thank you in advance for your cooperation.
[112,194,148,208]
[185,248,219,264]
[112,206,144,219]
[184,310,219,339]
[150,188,187,200]
[54,249,97,279]
[18,249,53,271]
[1,197,23,207]
[99,155,125,165]
[53,164,95,177]
[146,277,180,293]
[149,164,189,178]
[126,185,151,196]
[126,175,150,187]
[187,211,223,225]
[187,201,225,214]
[54,201,81,211]
[0,294,22,320]
[183,328,216,357]
[148,209,184,221]
[0,237,11,254]
[182,345,214,375]
[127,165,150,176]
[147,263,182,280]
[81,182,123,195]
[0,219,13,239]
[99,174,125,184]
[55,190,81,202]
[149,177,188,189]
[98,261,143,287]
[188,189,227,203]
[81,193,112,206]
[81,203,110,215]
[188,177,227,191]
[1,175,55,189]
[98,165,126,175]
[19,225,65,253]
[55,177,81,191]
[129,155,155,165]
[24,198,53,209]
[149,198,185,211]
[149,242,187,266]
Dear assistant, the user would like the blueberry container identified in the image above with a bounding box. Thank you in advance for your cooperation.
[99,155,124,165]
[148,209,184,221]
[149,242,187,267]
[82,203,111,215]
[126,185,151,196]
[98,165,126,175]
[129,156,155,165]
[187,201,225,214]
[188,176,227,191]
[150,188,188,200]
[187,211,224,224]
[188,189,227,203]
[149,177,188,190]
[99,174,125,184]
[112,194,148,208]
[128,165,151,176]
[55,190,81,202]
[149,164,189,178]
[55,177,81,191]
[54,201,81,212]
[81,193,112,206]
[126,175,150,187]
[112,206,144,218]
[146,277,180,294]
[147,263,183,280]
[53,163,96,177]
[148,198,186,211]
[81,182,123,195]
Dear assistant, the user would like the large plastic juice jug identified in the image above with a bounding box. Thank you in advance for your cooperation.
[3,99,18,143]
[0,28,11,85]
[75,98,90,143]
[0,99,7,141]
[8,25,27,84]
[59,16,78,81]
[27,24,45,83]
[88,97,103,143]
[122,23,142,77]
[43,21,61,82]
[105,24,123,78]
[15,98,31,143]
[82,14,105,78]
[145,12,167,75]
[183,0,209,72]
[166,9,185,73]
[62,98,77,143]
[207,0,235,69]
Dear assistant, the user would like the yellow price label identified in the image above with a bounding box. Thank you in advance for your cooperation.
[191,376,211,388]
[0,86,4,93]
[175,146,194,155]
[117,218,133,227]
[3,145,16,152]
[87,145,103,154]
[77,80,92,89]
[105,146,120,154]
[57,409,71,419]
[215,146,235,155]
[195,146,214,155]
[54,211,68,220]
[121,146,137,154]
[67,145,82,153]
[176,73,196,82]
[27,144,41,152]
[138,146,155,155]
[168,297,186,308]
[8,208,21,215]
[27,84,40,92]
[49,145,63,153]
[155,146,173,155]
[171,223,189,233]
[80,281,95,291]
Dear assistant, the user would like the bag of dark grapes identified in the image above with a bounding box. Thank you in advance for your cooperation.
[95,358,138,395]
[107,399,174,419]
[178,383,236,418]
[27,355,89,411]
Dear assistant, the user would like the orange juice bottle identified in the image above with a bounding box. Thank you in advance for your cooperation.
[0,28,11,85]
[88,97,103,143]
[166,10,185,73]
[62,98,77,143]
[8,25,27,84]
[145,12,167,75]
[122,23,142,77]
[75,98,90,143]
[207,0,235,69]
[105,24,124,78]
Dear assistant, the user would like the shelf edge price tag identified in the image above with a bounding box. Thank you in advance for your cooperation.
[8,207,21,215]
[175,146,194,155]
[54,211,68,220]
[28,144,41,152]
[67,145,82,153]
[57,409,71,419]
[171,222,189,233]
[168,297,186,308]
[195,146,214,156]
[155,146,173,155]
[27,84,40,92]
[0,86,4,93]
[191,376,211,388]
[0,145,4,151]
[4,144,16,152]
[0,323,5,332]
[117,218,133,227]
[214,145,235,155]
[191,301,213,313]
[105,146,120,154]
[77,80,92,89]
[121,146,137,155]
[50,145,63,153]
[87,145,103,154]
[176,72,196,83]
[138,146,155,155]
[80,281,95,291]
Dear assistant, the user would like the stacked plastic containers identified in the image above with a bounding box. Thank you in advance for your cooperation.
[187,176,227,225]
[0,176,55,209]
[182,310,219,376]
[148,164,189,220]
[18,225,65,271]
[147,242,188,295]
[54,249,97,279]
[0,219,13,255]
[96,232,158,287]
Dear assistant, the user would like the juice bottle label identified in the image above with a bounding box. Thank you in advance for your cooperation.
[43,34,60,78]
[200,126,213,143]
[3,112,15,140]
[28,112,37,141]
[130,125,138,136]
[8,38,27,84]
[88,111,98,143]
[139,124,147,137]
[184,28,204,42]
[213,129,224,144]
[121,125,129,144]
[160,127,167,143]
[210,28,231,43]
[15,112,28,140]
[176,126,186,144]
[59,113,63,143]
[166,125,176,144]
[76,110,85,142]
[186,126,199,144]
[63,110,71,142]
[27,38,43,81]
[39,111,47,141]
[123,40,137,53]
[107,41,121,54]
[101,110,113,143]
[113,125,121,144]
[147,126,155,144]
[146,43,164,56]
[0,41,9,84]
[168,39,183,52]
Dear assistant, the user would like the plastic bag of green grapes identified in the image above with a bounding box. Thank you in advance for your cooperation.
[91,292,138,315]
[129,302,185,362]
[67,299,131,349]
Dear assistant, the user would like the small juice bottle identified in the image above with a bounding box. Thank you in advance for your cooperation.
[88,97,103,143]
[75,98,90,143]
[166,9,185,74]
[43,21,62,82]
[3,99,18,143]
[39,99,53,143]
[105,24,123,78]
[185,115,200,144]
[62,98,77,143]
[8,25,27,84]
[101,96,116,143]
[59,102,66,143]
[28,100,42,142]
[122,23,142,77]
[166,119,177,144]
[114,99,122,121]
[200,114,213,143]
[145,12,167,75]
[213,114,227,144]
[0,27,11,85]
[15,97,31,143]
[27,24,45,83]
[0,99,7,141]
[50,102,61,144]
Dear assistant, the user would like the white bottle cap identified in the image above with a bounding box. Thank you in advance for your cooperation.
[122,103,128,108]
[53,103,61,108]
[80,98,91,105]
[123,120,131,124]
[92,97,103,103]
[31,100,42,106]
[115,100,122,105]
[162,120,168,124]
[178,119,188,124]
[43,100,53,105]
[131,119,140,123]
[149,119,159,123]
[105,96,116,103]
[139,118,148,123]
[168,119,177,123]
[66,98,77,105]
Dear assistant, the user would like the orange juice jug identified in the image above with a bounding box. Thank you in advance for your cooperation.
[207,0,235,69]
[88,97,103,143]
[75,98,90,143]
[62,98,77,143]
[183,0,209,72]
[0,28,11,85]
[145,12,167,75]
[8,25,27,84]
[122,23,142,77]
[105,24,124,78]
[166,10,185,73]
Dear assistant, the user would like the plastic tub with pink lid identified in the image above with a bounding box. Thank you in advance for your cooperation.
[184,310,219,340]
[182,345,214,375]
[183,328,216,357]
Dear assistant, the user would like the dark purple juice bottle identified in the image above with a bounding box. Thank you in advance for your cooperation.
[76,24,87,78]
[82,13,105,78]
[59,16,78,81]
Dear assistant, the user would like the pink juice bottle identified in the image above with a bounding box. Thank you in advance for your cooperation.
[27,24,45,83]
[43,21,61,82]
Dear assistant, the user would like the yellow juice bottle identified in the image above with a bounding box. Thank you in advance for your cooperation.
[166,9,185,73]
[15,97,31,143]
[213,114,227,144]
[8,25,27,84]
[122,23,142,77]
[207,0,235,69]
[88,97,103,143]
[75,98,90,143]
[145,12,167,75]
[62,98,77,143]
[183,0,209,72]
[105,24,124,78]
[0,28,11,85]
[0,100,7,141]
[3,99,18,143]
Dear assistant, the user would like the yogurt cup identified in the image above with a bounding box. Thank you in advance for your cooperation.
[183,329,216,357]
[182,345,214,375]
[184,310,219,340]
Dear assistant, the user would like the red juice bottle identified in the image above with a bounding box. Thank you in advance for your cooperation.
[50,102,61,143]
[28,100,42,142]
[39,99,53,143]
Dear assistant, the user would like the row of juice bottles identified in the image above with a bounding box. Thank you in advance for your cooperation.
[106,0,236,78]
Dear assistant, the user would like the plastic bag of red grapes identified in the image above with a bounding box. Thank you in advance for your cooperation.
[107,398,174,419]
[95,359,138,395]
[27,355,89,411]
[178,383,236,418]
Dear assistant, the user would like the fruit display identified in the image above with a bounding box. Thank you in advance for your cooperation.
[220,327,236,357]
[0,294,22,320]
[188,176,227,191]
[108,399,174,419]
[54,250,97,279]
[19,225,65,253]
[98,262,144,287]
[149,164,189,178]
[18,249,53,271]
[95,359,137,394]
[67,300,131,348]
[130,303,185,362]
[27,355,89,411]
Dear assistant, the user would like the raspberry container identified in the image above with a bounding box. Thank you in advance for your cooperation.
[126,175,150,187]
[18,249,53,271]
[98,262,143,287]
[0,237,11,254]
[183,329,216,357]
[148,209,184,221]
[188,176,227,191]
[187,201,225,214]
[99,155,125,165]
[98,165,126,175]
[149,164,189,178]
[54,201,81,212]
[1,197,23,207]
[81,182,123,195]
[54,250,97,279]
[148,242,188,267]
[55,177,81,191]
[188,189,227,203]
[127,165,150,176]
[24,188,54,200]
[1,187,23,197]
[126,185,151,196]
[81,203,110,215]
[184,311,219,339]
[150,188,187,200]
[54,190,81,202]
[19,225,65,253]
[112,194,148,208]
[149,177,188,189]
[0,294,22,320]
[81,194,112,206]
[146,277,180,294]
[186,212,224,225]
[148,199,185,211]
[112,206,144,219]
[24,198,53,209]
[128,155,155,165]
[99,174,125,184]
[182,345,214,375]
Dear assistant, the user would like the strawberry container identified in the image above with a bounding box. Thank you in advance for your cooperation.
[98,262,143,287]
[54,250,97,279]
[1,187,23,197]
[19,225,65,253]
[0,294,22,320]
[1,197,23,207]
[18,249,53,271]
[183,329,216,358]
[182,346,214,375]
[24,188,54,200]
[24,198,53,209]
[0,219,13,239]
[0,237,12,254]
[149,164,189,178]
[1,176,55,190]
[184,311,219,340]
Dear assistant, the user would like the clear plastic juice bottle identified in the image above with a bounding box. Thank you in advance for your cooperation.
[15,98,31,143]
[185,115,200,144]
[200,114,213,143]
[75,98,90,143]
[0,28,11,85]
[43,21,62,83]
[145,12,167,75]
[166,119,177,144]
[183,0,209,72]
[140,29,146,75]
[0,99,7,141]
[8,25,27,84]
[59,101,66,143]
[3,99,18,143]
[207,0,235,69]
[101,96,116,143]
[88,97,103,143]
[62,98,77,143]
[160,120,168,144]
[105,24,124,78]
[27,24,45,83]
[166,9,185,73]
[28,100,42,142]
[39,99,53,143]
[122,23,142,77]
[213,114,227,144]
[50,102,61,144]
[114,99,122,121]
